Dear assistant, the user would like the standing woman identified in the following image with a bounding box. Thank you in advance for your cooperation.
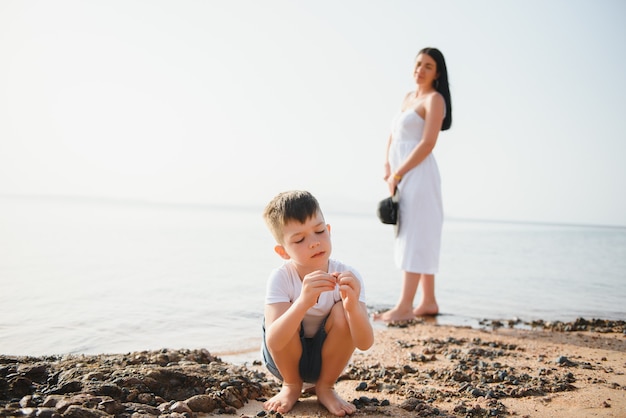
[374,47,452,322]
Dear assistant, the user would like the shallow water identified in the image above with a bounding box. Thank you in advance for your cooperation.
[1,196,624,361]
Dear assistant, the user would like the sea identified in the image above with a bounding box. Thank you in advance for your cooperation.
[1,195,625,363]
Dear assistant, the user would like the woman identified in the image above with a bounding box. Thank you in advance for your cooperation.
[374,47,452,322]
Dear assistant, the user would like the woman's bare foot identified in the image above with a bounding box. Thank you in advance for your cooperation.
[372,307,416,323]
[413,302,439,317]
[316,385,356,416]
[263,382,302,414]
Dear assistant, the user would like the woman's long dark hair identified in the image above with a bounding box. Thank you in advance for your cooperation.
[419,47,452,131]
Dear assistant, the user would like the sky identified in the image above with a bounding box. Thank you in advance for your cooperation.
[1,0,625,226]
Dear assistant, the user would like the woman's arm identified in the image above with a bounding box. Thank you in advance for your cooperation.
[388,92,445,189]
[384,92,414,191]
[383,133,392,181]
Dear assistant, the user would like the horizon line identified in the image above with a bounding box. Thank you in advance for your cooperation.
[1,192,625,230]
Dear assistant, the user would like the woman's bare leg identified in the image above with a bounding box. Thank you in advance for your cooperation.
[373,271,420,322]
[413,273,439,316]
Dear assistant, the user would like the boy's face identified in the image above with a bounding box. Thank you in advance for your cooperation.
[274,211,332,273]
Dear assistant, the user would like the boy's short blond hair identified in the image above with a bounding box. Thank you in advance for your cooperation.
[263,190,321,244]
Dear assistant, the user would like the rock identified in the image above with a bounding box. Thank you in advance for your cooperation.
[123,401,161,415]
[49,380,83,395]
[556,356,576,367]
[32,407,58,417]
[8,375,33,398]
[19,407,36,416]
[98,398,125,415]
[470,388,485,398]
[41,394,64,407]
[84,372,104,381]
[20,394,35,408]
[399,397,419,411]
[185,394,217,412]
[170,400,193,413]
[63,405,111,417]
[137,392,155,405]
[88,383,123,398]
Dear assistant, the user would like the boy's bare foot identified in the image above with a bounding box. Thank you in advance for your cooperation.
[372,307,415,323]
[413,302,439,317]
[316,385,356,416]
[263,382,302,414]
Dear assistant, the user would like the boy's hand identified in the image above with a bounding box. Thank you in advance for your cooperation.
[300,270,338,308]
[333,271,361,311]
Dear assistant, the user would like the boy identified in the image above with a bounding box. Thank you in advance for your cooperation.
[261,191,374,416]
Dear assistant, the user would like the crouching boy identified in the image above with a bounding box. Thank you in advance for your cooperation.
[261,191,374,416]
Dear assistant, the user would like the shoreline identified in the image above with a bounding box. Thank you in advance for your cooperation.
[216,316,626,364]
[1,318,625,417]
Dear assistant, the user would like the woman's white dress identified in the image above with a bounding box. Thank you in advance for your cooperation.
[388,109,443,274]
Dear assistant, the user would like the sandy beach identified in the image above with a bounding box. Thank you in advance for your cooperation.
[2,318,624,417]
[228,318,626,417]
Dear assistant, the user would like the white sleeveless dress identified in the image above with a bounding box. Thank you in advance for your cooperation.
[388,109,443,274]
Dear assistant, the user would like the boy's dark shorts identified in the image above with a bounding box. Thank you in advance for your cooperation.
[262,317,328,384]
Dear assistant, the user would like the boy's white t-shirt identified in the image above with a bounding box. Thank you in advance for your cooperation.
[265,259,367,338]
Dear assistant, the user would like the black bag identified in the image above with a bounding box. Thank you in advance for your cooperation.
[377,189,399,225]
